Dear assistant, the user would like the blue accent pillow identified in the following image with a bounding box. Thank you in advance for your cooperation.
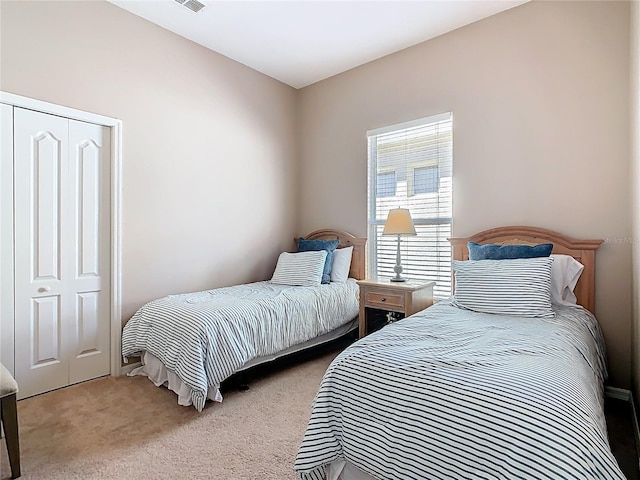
[468,242,553,260]
[297,239,340,284]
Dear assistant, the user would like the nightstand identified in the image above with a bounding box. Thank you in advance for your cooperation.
[357,279,435,338]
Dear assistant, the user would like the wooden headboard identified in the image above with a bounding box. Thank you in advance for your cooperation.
[449,226,603,314]
[296,229,367,281]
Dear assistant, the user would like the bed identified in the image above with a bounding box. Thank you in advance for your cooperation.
[122,229,366,412]
[295,226,625,480]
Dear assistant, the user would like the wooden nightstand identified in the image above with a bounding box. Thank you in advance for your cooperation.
[357,279,435,338]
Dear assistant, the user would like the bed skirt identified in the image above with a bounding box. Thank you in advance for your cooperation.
[328,461,375,480]
[129,352,224,406]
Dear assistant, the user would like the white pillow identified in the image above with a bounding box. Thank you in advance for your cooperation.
[271,250,327,286]
[452,257,554,318]
[330,246,353,283]
[550,254,584,306]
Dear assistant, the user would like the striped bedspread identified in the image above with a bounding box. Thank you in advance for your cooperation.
[122,279,359,412]
[295,302,624,480]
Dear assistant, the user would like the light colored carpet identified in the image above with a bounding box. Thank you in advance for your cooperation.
[0,348,340,480]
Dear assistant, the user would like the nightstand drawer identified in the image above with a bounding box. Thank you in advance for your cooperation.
[365,291,404,310]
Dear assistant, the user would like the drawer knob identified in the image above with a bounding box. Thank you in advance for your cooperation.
[381,297,386,302]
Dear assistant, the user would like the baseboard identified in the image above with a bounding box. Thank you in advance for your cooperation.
[120,361,141,375]
[606,387,640,471]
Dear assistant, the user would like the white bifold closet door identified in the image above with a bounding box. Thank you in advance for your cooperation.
[13,108,111,398]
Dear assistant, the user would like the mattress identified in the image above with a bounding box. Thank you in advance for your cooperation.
[295,301,624,479]
[122,279,359,411]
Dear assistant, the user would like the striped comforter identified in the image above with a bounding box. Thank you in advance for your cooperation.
[122,279,359,412]
[295,302,624,480]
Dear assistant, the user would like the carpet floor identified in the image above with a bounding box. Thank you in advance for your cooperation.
[2,345,638,480]
[0,348,339,480]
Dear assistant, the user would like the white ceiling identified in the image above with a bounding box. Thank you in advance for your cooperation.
[109,0,529,89]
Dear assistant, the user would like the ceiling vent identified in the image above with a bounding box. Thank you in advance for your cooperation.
[174,0,206,14]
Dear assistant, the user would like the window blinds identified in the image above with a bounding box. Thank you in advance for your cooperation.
[367,112,453,298]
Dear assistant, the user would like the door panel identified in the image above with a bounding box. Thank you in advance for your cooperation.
[76,291,100,356]
[77,140,100,277]
[31,295,62,366]
[68,119,110,384]
[14,108,70,398]
[33,131,62,281]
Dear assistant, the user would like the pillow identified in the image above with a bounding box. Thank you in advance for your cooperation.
[330,246,353,283]
[550,254,584,306]
[271,250,327,287]
[297,238,340,284]
[468,242,553,260]
[452,257,554,318]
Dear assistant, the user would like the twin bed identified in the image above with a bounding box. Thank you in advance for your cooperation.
[122,225,624,479]
[294,226,624,480]
[121,229,366,411]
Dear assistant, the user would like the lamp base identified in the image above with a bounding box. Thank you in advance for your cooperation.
[391,234,407,282]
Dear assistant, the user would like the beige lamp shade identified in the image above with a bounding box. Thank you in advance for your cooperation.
[382,208,416,236]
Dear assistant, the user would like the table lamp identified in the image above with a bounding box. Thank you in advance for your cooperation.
[382,208,416,282]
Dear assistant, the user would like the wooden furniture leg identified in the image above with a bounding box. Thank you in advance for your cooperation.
[1,393,20,479]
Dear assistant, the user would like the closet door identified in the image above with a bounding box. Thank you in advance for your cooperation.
[67,119,111,385]
[14,108,71,397]
[13,109,111,398]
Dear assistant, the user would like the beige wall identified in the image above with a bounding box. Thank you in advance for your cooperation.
[0,1,298,321]
[298,1,632,387]
[632,0,640,401]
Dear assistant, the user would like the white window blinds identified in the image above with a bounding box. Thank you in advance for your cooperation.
[367,112,453,299]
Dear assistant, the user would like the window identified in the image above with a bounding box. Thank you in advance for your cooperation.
[413,165,439,195]
[376,171,396,197]
[367,112,453,298]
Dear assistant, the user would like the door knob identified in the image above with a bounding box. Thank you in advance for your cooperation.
[37,286,51,293]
